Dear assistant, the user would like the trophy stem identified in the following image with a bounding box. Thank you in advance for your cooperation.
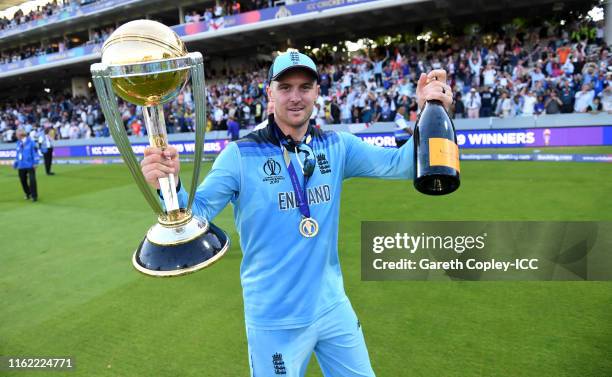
[142,104,182,222]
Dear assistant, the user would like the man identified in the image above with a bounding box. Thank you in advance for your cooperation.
[253,100,274,130]
[141,51,452,377]
[367,50,389,88]
[521,90,537,116]
[453,92,465,118]
[559,79,574,113]
[544,91,563,114]
[38,127,55,175]
[495,91,512,118]
[226,116,240,141]
[393,105,412,148]
[600,84,612,113]
[574,84,595,113]
[530,66,546,90]
[330,96,341,124]
[465,88,481,119]
[482,64,496,87]
[479,86,494,117]
[13,128,39,202]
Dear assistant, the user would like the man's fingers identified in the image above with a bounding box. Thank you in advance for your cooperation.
[425,80,451,93]
[142,162,175,175]
[144,146,163,157]
[417,73,427,91]
[426,69,448,84]
[141,152,177,166]
[162,146,178,159]
[141,154,163,167]
[144,146,178,160]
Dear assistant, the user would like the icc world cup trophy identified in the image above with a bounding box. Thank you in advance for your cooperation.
[90,20,229,277]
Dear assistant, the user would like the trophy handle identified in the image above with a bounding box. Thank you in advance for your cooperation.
[91,63,165,215]
[187,52,206,211]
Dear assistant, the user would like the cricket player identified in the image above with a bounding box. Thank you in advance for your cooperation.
[141,51,453,376]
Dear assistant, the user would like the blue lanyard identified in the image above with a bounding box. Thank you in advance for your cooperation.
[275,125,313,219]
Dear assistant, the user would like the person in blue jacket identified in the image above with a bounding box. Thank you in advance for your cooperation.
[13,128,40,202]
[141,51,453,377]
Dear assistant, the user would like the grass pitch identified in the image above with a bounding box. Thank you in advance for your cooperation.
[1,158,611,377]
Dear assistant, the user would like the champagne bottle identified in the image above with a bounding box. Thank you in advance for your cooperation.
[413,100,460,195]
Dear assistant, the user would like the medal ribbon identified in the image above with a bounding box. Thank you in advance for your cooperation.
[284,146,311,219]
[274,124,313,219]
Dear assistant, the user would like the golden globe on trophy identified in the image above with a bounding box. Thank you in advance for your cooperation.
[90,20,229,277]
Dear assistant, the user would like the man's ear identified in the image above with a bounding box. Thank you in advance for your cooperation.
[267,84,274,102]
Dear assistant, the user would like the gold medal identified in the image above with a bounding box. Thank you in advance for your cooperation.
[299,217,319,238]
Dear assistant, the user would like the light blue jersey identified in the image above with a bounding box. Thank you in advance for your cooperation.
[173,118,414,330]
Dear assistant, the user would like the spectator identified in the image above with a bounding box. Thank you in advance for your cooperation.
[453,92,465,119]
[534,95,545,115]
[464,88,481,119]
[544,91,563,114]
[574,84,595,113]
[521,90,537,116]
[482,64,497,87]
[227,116,240,140]
[511,94,523,116]
[479,86,495,117]
[587,96,602,112]
[495,91,513,118]
[600,85,612,112]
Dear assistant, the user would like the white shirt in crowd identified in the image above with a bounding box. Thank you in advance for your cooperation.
[341,71,353,89]
[213,107,224,122]
[483,68,496,87]
[522,94,537,115]
[574,90,595,112]
[498,98,513,118]
[340,102,352,120]
[601,89,612,112]
[464,92,481,110]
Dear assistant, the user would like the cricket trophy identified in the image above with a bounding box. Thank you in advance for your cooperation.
[90,20,229,277]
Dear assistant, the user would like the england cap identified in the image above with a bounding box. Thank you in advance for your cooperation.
[268,51,319,82]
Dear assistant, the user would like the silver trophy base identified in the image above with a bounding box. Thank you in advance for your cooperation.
[132,215,230,277]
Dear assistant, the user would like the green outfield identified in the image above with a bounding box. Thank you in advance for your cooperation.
[1,158,611,377]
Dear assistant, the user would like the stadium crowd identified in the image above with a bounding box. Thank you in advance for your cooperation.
[0,0,299,65]
[0,0,82,31]
[1,17,611,142]
[182,0,304,24]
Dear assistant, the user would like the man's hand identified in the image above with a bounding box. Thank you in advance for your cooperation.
[141,146,180,190]
[416,69,454,112]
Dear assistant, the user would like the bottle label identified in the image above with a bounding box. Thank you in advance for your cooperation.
[429,138,460,172]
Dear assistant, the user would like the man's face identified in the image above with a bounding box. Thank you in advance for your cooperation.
[268,69,319,129]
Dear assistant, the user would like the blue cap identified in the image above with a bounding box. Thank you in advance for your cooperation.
[268,51,318,82]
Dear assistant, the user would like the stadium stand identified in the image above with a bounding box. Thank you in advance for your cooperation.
[0,0,609,143]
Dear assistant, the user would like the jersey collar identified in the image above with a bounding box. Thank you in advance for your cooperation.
[266,114,315,152]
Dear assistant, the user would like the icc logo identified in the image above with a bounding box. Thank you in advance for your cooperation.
[263,158,281,176]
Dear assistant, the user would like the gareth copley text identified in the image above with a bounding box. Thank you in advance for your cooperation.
[372,258,539,272]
